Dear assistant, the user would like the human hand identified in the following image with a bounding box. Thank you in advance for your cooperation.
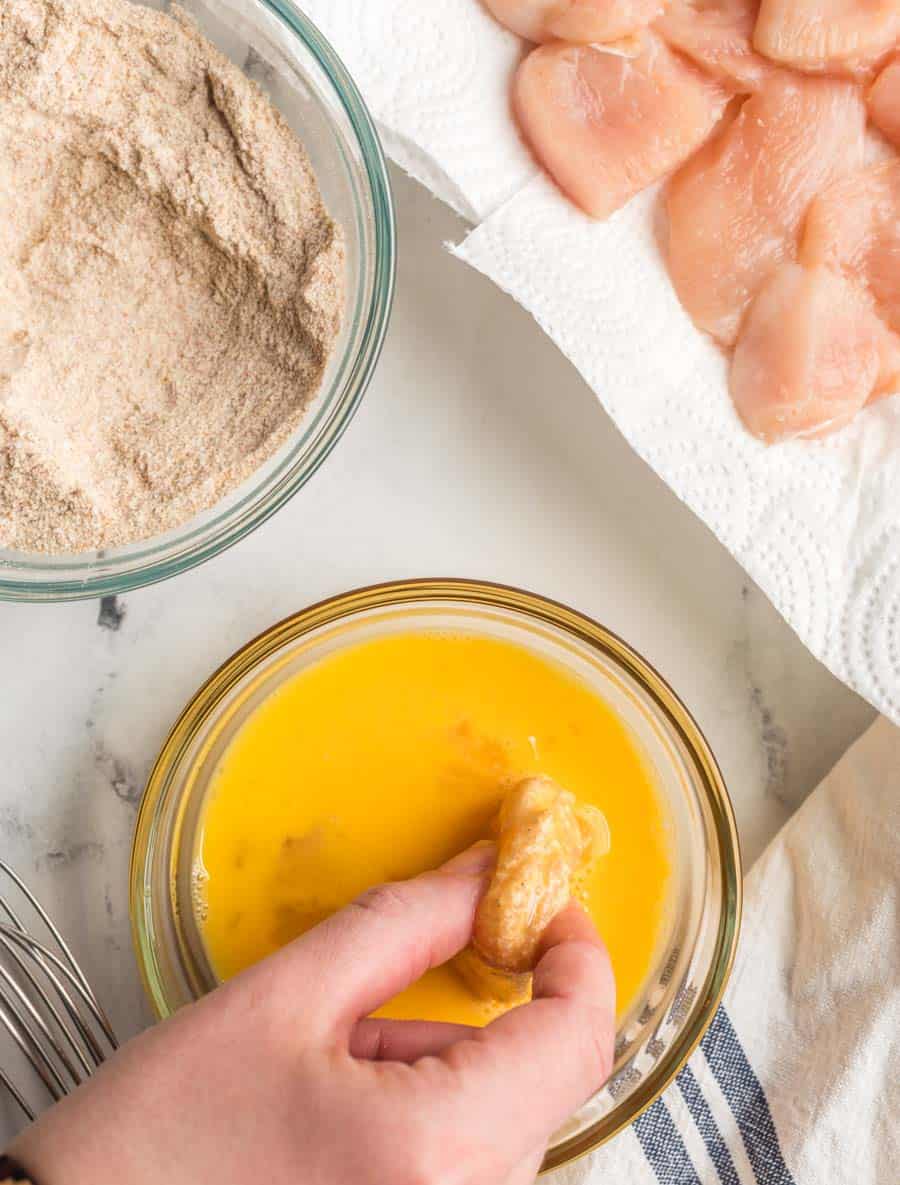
[11,845,616,1185]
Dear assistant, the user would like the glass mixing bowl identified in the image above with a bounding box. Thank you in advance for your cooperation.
[0,0,394,602]
[131,579,741,1172]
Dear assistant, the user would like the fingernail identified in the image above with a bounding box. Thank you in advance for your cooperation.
[439,841,496,878]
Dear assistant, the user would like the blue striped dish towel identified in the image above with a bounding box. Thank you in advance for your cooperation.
[558,718,899,1185]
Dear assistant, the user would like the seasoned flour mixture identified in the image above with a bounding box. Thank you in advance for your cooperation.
[0,0,344,553]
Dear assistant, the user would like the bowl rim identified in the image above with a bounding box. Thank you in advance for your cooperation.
[130,576,743,1171]
[0,0,396,603]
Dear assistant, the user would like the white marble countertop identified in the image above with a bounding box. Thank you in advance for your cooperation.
[0,169,876,1137]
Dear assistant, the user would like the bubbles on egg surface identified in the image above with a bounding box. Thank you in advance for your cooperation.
[191,862,209,923]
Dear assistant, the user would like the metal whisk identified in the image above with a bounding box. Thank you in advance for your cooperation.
[0,861,118,1124]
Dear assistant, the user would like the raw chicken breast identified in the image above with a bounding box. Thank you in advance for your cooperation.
[731,262,900,442]
[483,0,663,43]
[869,57,900,146]
[513,35,727,220]
[803,160,900,334]
[666,75,867,344]
[753,0,900,77]
[655,0,772,91]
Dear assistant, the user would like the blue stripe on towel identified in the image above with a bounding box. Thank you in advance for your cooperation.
[700,1007,797,1185]
[676,1063,741,1185]
[634,1098,703,1184]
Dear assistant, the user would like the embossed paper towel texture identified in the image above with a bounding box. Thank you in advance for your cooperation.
[302,0,900,724]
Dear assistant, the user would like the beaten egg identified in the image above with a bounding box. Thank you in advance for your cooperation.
[196,631,672,1025]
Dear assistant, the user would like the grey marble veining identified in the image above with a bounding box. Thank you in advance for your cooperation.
[0,169,876,1139]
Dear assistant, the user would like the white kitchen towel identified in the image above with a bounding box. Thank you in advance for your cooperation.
[297,0,900,726]
[557,716,899,1185]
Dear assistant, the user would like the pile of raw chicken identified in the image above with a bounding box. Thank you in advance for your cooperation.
[485,0,900,444]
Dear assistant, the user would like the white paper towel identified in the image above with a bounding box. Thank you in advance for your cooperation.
[300,0,900,725]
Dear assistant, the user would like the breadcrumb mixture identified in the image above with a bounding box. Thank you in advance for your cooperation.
[0,0,344,553]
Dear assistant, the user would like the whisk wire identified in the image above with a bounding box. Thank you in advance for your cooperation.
[0,935,96,1077]
[0,962,83,1090]
[0,990,65,1102]
[0,861,99,999]
[0,862,118,1126]
[0,927,113,1064]
[0,1066,34,1123]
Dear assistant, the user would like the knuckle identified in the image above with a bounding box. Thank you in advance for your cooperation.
[438,1033,483,1078]
[353,880,414,920]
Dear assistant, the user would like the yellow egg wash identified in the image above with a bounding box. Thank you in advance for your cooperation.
[197,632,672,1025]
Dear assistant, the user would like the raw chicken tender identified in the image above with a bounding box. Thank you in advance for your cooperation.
[666,75,867,344]
[514,34,727,220]
[655,0,772,91]
[730,263,900,442]
[471,776,610,975]
[753,0,900,77]
[802,161,900,334]
[869,57,900,147]
[483,0,664,42]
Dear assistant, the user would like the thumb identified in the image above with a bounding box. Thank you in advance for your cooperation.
[420,902,615,1163]
[255,843,494,1035]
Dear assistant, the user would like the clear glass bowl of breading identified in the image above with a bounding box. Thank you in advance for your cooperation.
[0,0,395,601]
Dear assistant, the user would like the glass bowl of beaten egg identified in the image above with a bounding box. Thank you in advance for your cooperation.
[0,0,394,602]
[131,579,741,1171]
